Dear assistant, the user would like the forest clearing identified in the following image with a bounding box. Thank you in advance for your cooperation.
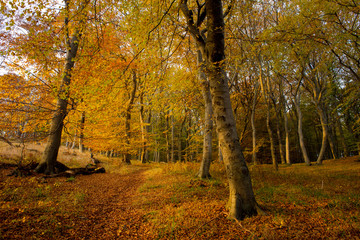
[0,143,360,239]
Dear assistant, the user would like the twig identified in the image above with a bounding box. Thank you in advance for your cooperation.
[234,218,253,234]
[190,214,224,239]
[147,0,177,42]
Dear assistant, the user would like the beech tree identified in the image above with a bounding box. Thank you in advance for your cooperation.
[197,50,213,178]
[35,0,89,174]
[180,0,260,220]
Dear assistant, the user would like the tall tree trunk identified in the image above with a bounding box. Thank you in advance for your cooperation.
[139,93,148,163]
[275,117,285,164]
[181,0,259,219]
[271,84,285,165]
[123,71,137,164]
[171,115,175,162]
[197,51,213,178]
[283,96,291,165]
[258,58,278,170]
[315,105,330,164]
[79,111,85,153]
[251,83,259,165]
[165,113,170,163]
[35,5,81,174]
[178,115,185,162]
[266,103,278,170]
[294,91,311,165]
[205,0,258,220]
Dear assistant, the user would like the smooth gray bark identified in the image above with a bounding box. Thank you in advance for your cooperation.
[180,0,259,220]
[294,91,311,165]
[79,111,85,153]
[197,51,213,179]
[251,83,259,165]
[283,96,291,165]
[259,61,278,170]
[123,71,137,164]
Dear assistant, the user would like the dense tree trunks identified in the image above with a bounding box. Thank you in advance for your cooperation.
[337,118,348,157]
[275,90,286,165]
[294,92,311,165]
[275,118,285,164]
[326,120,338,159]
[35,6,81,174]
[258,58,277,170]
[272,83,285,165]
[205,0,258,220]
[266,104,278,171]
[197,51,213,179]
[165,114,170,163]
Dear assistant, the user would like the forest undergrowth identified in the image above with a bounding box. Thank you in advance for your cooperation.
[0,147,359,239]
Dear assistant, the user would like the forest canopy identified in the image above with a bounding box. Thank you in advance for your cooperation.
[1,0,359,166]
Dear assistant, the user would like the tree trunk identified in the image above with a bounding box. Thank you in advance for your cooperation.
[275,117,285,164]
[79,111,85,153]
[205,0,259,220]
[197,50,213,179]
[218,140,223,162]
[178,117,185,162]
[171,114,175,162]
[35,10,81,174]
[165,113,170,163]
[139,93,147,163]
[258,58,277,170]
[71,130,77,149]
[294,91,311,165]
[283,96,291,165]
[315,105,329,164]
[266,104,278,170]
[123,71,137,164]
[180,0,259,219]
[251,83,259,165]
[271,83,285,165]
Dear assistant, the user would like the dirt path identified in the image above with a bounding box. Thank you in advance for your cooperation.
[61,166,150,240]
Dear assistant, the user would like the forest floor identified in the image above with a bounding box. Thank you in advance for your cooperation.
[0,145,360,239]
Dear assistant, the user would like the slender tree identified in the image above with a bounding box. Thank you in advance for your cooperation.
[197,50,213,178]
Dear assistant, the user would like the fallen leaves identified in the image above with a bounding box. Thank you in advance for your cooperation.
[1,158,360,239]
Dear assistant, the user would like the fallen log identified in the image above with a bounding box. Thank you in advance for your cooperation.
[8,161,105,178]
[42,166,106,178]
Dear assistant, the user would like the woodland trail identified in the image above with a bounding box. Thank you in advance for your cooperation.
[67,166,150,240]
